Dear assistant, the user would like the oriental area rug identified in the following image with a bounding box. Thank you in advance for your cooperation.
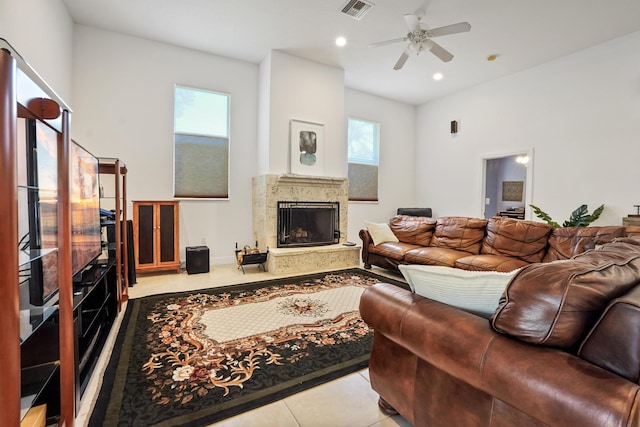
[89,268,408,427]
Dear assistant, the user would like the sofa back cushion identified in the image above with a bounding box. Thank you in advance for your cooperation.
[577,286,640,383]
[491,240,640,350]
[481,216,552,263]
[389,215,436,246]
[626,225,640,237]
[543,226,626,262]
[430,217,488,254]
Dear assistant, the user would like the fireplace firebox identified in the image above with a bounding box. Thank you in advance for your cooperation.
[277,201,340,248]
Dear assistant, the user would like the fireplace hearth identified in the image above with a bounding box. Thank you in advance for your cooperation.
[277,201,339,248]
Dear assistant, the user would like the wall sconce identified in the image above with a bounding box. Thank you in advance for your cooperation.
[450,120,458,134]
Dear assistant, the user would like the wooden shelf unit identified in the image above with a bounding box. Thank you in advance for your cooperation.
[98,158,129,310]
[1,39,76,426]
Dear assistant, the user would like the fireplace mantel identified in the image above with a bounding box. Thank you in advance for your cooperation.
[275,174,347,187]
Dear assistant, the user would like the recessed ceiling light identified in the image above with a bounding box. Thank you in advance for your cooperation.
[433,73,443,81]
[335,37,347,47]
[487,54,498,61]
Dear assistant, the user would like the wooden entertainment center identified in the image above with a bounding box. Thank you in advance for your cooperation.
[0,39,126,426]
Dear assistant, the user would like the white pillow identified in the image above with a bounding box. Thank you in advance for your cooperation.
[365,221,399,246]
[399,264,520,318]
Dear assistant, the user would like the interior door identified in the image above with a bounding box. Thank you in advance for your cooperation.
[481,150,533,220]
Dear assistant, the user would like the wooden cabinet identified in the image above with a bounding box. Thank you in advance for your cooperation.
[133,201,180,273]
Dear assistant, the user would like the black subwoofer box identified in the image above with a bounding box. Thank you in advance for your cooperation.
[186,246,210,274]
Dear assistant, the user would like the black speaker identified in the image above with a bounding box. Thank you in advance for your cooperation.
[105,220,137,285]
[186,246,210,274]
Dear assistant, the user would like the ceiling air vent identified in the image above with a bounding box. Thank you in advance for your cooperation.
[341,0,374,20]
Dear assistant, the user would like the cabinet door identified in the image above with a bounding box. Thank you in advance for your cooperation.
[158,203,177,264]
[136,203,156,267]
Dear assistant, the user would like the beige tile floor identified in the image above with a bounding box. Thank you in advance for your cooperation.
[76,264,412,427]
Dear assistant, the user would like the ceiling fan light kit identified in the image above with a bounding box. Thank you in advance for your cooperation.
[371,11,471,70]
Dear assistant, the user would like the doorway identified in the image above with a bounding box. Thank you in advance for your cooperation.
[481,149,533,220]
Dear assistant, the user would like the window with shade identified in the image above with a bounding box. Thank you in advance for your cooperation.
[348,117,379,202]
[174,85,230,199]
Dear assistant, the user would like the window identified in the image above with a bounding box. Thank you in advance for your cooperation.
[174,85,230,198]
[347,117,379,201]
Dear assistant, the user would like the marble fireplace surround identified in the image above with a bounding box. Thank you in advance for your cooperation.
[252,174,360,274]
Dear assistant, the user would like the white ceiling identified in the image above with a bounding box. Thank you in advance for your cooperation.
[62,0,640,105]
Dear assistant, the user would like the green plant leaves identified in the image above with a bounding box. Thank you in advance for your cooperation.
[529,204,560,228]
[529,204,604,228]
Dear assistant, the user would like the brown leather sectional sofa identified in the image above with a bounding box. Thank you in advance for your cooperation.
[360,214,635,273]
[360,236,640,426]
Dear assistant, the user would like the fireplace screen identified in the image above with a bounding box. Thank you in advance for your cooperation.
[277,201,340,248]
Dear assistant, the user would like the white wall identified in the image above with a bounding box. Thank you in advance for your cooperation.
[345,89,417,243]
[71,26,259,265]
[416,31,640,226]
[262,50,346,177]
[0,0,73,101]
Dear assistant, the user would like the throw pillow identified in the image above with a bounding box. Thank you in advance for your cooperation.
[399,264,520,318]
[365,221,399,246]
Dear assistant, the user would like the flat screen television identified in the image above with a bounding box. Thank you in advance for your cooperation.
[25,120,102,305]
[69,140,102,278]
[26,120,59,305]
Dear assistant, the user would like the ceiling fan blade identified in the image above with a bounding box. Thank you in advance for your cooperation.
[369,37,408,48]
[393,50,410,70]
[404,13,421,32]
[429,22,471,37]
[428,40,454,62]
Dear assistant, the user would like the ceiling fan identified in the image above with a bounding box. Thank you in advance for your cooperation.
[370,11,471,70]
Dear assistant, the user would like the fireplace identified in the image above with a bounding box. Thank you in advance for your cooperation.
[277,201,340,248]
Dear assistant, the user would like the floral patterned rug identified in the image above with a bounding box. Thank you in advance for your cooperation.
[89,268,408,427]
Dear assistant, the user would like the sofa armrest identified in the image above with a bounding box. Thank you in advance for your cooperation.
[359,228,373,268]
[360,283,640,427]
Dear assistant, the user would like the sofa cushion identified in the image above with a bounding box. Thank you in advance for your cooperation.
[430,217,488,254]
[543,226,626,262]
[368,241,424,261]
[626,226,640,237]
[454,254,529,272]
[399,264,519,318]
[405,247,474,267]
[365,221,399,245]
[577,286,640,383]
[613,236,640,246]
[481,216,552,263]
[492,241,640,350]
[389,215,436,246]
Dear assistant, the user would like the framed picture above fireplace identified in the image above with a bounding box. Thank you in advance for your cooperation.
[290,119,324,176]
